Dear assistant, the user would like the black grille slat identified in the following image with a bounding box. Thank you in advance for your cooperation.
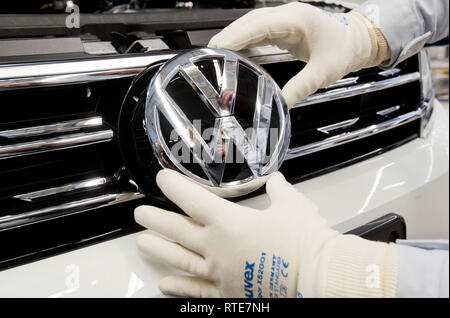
[288,81,422,149]
[0,84,98,129]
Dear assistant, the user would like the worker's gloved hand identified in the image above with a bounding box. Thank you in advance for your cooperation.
[208,2,391,108]
[135,169,398,298]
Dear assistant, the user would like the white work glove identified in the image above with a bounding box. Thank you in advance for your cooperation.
[135,169,398,298]
[208,2,391,108]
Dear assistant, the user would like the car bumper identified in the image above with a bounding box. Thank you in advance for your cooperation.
[0,99,448,298]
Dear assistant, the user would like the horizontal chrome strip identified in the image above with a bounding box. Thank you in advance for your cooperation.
[0,54,175,80]
[378,68,401,77]
[14,177,113,202]
[0,130,113,160]
[376,105,401,117]
[326,77,359,90]
[0,54,175,91]
[0,46,295,91]
[0,192,144,227]
[0,117,103,139]
[293,72,420,108]
[0,68,150,91]
[285,97,432,160]
[317,118,359,135]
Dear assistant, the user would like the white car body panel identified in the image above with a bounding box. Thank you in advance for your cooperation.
[0,100,447,298]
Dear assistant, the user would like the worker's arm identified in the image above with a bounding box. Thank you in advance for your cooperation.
[355,0,449,68]
[208,0,449,108]
[396,240,449,298]
[209,2,390,108]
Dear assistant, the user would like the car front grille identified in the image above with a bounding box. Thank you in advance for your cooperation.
[263,54,432,183]
[0,46,432,268]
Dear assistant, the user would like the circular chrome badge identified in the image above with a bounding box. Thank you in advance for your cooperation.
[144,48,290,196]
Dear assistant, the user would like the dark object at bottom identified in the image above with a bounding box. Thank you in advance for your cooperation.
[346,213,407,243]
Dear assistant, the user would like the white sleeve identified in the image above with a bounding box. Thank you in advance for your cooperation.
[354,0,449,68]
[396,240,449,298]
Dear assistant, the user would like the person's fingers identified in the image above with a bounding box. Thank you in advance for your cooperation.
[159,275,222,298]
[265,172,318,213]
[208,7,293,51]
[156,169,237,225]
[265,172,298,202]
[135,205,205,254]
[137,233,209,277]
[281,58,326,108]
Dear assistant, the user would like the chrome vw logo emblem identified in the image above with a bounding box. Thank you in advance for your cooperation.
[144,48,290,196]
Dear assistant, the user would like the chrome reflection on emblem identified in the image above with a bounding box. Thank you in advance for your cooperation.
[144,48,290,196]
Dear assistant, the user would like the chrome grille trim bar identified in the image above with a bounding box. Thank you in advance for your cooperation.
[0,117,103,139]
[0,47,296,91]
[378,68,401,77]
[326,76,359,89]
[0,192,145,227]
[285,96,433,160]
[0,54,176,91]
[0,54,176,80]
[0,49,417,94]
[0,68,149,91]
[0,130,113,160]
[292,72,421,108]
[317,118,359,135]
[13,177,113,202]
[376,105,401,117]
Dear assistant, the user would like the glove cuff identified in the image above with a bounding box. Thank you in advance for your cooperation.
[349,11,391,67]
[324,235,398,298]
